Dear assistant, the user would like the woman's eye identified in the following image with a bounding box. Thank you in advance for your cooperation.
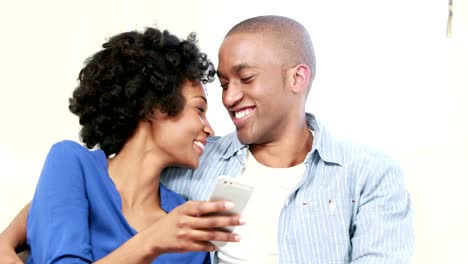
[196,107,206,113]
[220,83,228,90]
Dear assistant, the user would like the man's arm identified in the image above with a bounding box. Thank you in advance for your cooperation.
[0,202,30,263]
[350,156,414,263]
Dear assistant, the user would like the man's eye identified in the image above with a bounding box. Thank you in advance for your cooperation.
[241,76,254,82]
[197,107,206,113]
[220,83,228,90]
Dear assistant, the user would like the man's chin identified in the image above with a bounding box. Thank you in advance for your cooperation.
[236,130,254,145]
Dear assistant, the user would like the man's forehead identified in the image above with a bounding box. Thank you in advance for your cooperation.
[220,32,268,50]
[218,34,271,65]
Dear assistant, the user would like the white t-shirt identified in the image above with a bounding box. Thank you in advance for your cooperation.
[217,149,307,263]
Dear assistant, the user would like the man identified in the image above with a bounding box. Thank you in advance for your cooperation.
[1,15,414,263]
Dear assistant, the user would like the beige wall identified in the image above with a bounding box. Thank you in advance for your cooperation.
[0,1,466,263]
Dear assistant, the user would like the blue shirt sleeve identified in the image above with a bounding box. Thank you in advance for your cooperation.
[350,156,414,263]
[27,142,93,263]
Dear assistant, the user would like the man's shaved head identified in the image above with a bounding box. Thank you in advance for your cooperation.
[226,15,316,81]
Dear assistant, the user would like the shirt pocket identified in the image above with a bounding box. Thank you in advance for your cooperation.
[301,196,351,215]
[292,197,352,262]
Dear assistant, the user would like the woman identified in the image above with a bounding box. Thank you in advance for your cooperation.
[25,27,243,263]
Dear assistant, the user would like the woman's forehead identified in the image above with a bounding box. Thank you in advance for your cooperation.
[182,80,207,99]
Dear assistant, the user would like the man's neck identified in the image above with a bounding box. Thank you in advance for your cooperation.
[249,126,313,168]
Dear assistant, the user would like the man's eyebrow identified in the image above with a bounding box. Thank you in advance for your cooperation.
[233,63,252,73]
[217,63,254,78]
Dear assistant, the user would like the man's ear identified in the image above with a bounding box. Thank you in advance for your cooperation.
[290,64,311,94]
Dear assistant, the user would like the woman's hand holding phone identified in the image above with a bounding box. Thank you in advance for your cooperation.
[143,200,245,255]
[206,176,254,247]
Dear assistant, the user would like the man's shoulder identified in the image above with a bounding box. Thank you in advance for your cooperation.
[336,140,403,185]
[202,132,239,158]
[206,132,238,146]
[307,114,399,169]
[336,137,397,164]
[317,137,404,197]
[161,133,237,180]
[319,126,399,169]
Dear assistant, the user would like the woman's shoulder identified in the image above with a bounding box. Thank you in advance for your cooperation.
[46,140,106,167]
[49,140,103,157]
[37,140,109,192]
[49,140,86,153]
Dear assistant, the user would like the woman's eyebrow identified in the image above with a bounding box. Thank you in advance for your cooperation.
[192,95,207,103]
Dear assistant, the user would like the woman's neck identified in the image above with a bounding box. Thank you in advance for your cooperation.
[107,123,168,212]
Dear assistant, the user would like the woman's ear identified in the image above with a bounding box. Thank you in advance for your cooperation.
[148,109,167,121]
[290,64,311,94]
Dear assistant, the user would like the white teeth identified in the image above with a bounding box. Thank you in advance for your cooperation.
[234,108,252,119]
[194,141,205,151]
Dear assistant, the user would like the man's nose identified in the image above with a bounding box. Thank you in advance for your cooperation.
[222,82,243,107]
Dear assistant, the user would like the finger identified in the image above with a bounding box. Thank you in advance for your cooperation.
[189,215,245,229]
[181,228,242,244]
[179,200,235,216]
[177,241,218,253]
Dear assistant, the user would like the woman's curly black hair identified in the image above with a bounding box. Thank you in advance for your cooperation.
[69,27,216,156]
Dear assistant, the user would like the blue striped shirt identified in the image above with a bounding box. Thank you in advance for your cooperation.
[161,113,414,263]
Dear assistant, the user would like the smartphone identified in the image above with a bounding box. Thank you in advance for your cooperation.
[207,176,254,247]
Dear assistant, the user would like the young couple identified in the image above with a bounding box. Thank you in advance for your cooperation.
[0,15,414,263]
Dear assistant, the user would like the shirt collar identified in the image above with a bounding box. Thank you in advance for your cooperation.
[159,183,183,213]
[220,113,343,166]
[306,113,343,166]
[221,132,249,160]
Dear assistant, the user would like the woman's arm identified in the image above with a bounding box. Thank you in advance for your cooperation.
[2,203,29,250]
[94,200,242,264]
[0,202,30,264]
[0,237,23,264]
